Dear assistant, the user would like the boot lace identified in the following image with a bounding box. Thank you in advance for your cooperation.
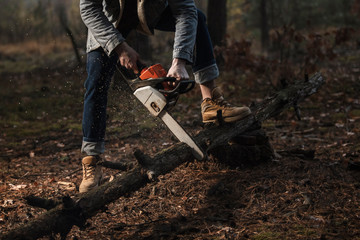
[83,164,96,179]
[214,97,231,108]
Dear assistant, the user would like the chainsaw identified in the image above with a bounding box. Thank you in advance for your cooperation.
[116,63,206,160]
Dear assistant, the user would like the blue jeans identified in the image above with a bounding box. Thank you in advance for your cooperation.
[82,9,219,155]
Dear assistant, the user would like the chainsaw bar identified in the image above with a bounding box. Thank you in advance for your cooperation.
[133,86,206,160]
[116,64,206,161]
[159,111,205,160]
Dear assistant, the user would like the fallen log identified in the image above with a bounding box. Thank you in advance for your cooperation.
[0,72,325,240]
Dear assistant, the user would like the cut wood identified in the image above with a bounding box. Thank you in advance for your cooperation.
[0,73,325,240]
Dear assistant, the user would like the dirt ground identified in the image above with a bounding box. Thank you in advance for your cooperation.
[1,50,360,239]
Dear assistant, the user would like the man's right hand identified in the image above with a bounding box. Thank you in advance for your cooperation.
[115,42,141,73]
[167,58,189,87]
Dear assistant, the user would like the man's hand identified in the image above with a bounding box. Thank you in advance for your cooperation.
[115,42,141,73]
[167,58,189,85]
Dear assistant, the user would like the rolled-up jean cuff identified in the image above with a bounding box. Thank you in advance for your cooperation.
[193,64,219,84]
[81,140,105,156]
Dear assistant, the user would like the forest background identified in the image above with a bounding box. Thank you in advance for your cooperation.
[1,0,359,70]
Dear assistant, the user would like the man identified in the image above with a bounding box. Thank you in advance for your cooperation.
[79,0,251,193]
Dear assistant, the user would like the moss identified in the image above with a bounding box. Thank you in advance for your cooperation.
[350,109,360,117]
[338,54,360,63]
[107,119,157,138]
[3,121,62,138]
[331,112,345,121]
[252,231,282,240]
[1,83,83,124]
[0,50,78,74]
[0,60,39,74]
[68,123,82,131]
[261,121,277,128]
[292,225,318,237]
[318,127,331,133]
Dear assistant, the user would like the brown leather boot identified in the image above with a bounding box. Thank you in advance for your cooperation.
[79,156,103,193]
[201,87,251,123]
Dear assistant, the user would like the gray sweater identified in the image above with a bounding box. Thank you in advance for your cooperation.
[80,0,198,63]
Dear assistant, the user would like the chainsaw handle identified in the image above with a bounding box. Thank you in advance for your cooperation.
[157,78,195,95]
[176,80,195,94]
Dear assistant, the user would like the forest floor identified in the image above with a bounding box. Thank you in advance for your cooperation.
[0,45,360,240]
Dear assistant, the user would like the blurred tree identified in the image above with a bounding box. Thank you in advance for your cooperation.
[260,0,269,51]
[195,0,207,12]
[0,0,26,42]
[33,1,47,35]
[0,0,359,52]
[67,1,87,47]
[227,0,248,39]
[207,0,227,46]
[236,0,360,34]
[127,31,151,61]
[352,0,360,18]
[55,0,82,65]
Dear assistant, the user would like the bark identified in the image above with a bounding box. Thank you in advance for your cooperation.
[260,0,270,51]
[1,73,325,240]
[61,24,82,66]
[56,1,82,66]
[207,0,227,46]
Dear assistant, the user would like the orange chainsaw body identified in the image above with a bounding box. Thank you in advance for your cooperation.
[139,64,171,90]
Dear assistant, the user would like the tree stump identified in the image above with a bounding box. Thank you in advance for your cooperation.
[208,127,274,168]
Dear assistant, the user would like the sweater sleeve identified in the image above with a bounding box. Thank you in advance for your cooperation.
[168,0,198,63]
[80,0,124,55]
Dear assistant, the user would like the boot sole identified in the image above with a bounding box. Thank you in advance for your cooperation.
[202,109,252,123]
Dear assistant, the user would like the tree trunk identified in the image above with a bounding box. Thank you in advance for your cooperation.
[207,0,227,46]
[126,31,152,61]
[56,2,82,66]
[260,0,269,51]
[61,24,82,66]
[1,73,325,240]
[195,0,207,12]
